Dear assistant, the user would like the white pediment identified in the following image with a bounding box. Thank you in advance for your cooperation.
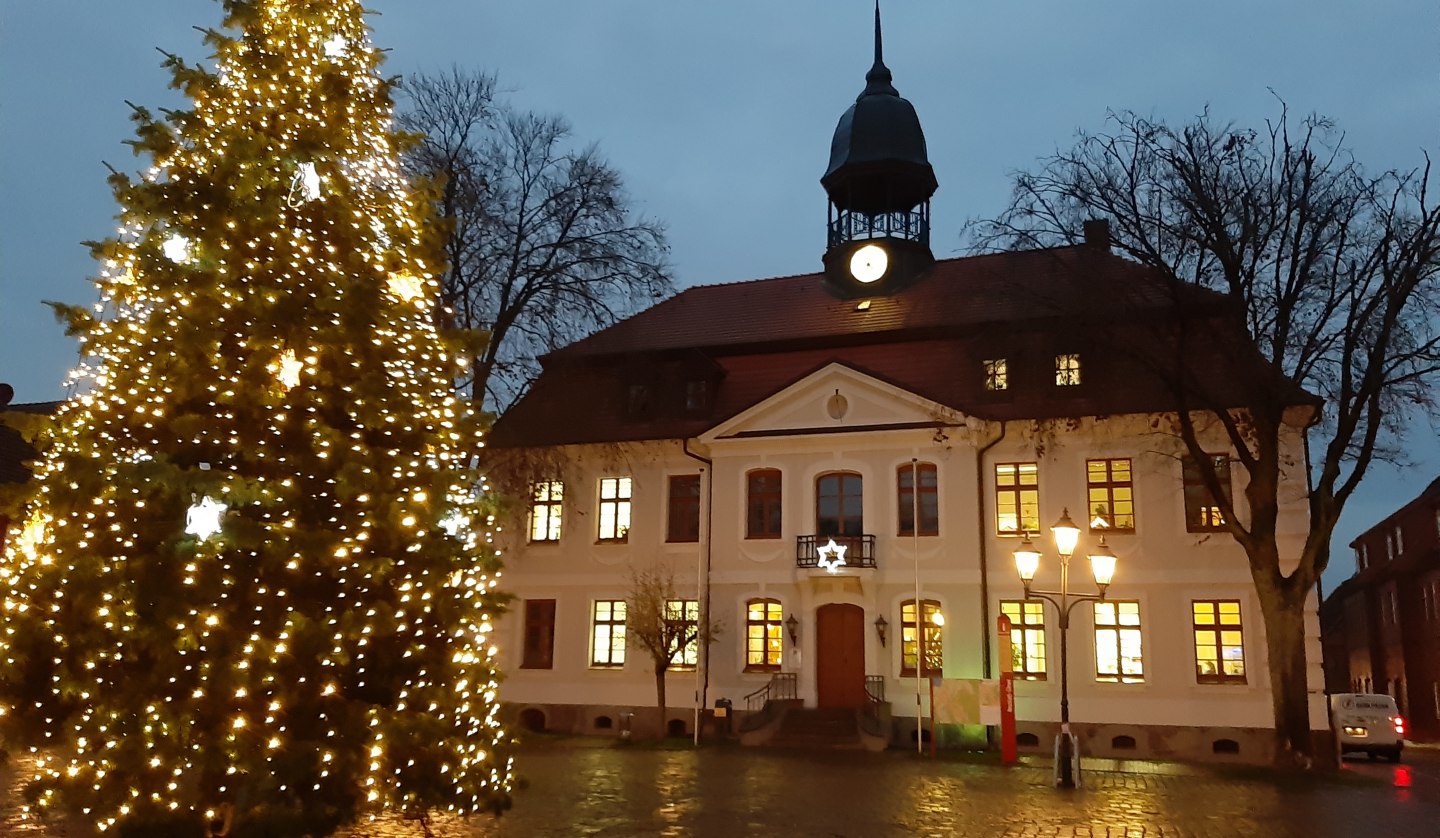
[699,362,969,442]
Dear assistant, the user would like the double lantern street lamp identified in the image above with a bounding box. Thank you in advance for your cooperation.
[1012,508,1118,789]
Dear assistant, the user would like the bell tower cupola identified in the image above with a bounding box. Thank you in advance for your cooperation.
[821,3,938,295]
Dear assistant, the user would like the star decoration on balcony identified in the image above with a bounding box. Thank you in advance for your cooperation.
[817,538,848,573]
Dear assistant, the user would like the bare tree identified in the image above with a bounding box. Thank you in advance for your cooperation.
[626,563,719,737]
[399,68,674,411]
[969,105,1440,767]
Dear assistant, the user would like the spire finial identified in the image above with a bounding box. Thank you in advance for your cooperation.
[863,2,897,97]
[874,1,883,67]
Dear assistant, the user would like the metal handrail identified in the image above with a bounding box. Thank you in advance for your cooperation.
[744,672,797,712]
[795,534,877,569]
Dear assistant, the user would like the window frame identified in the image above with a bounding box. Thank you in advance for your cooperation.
[984,358,1008,391]
[995,462,1039,536]
[815,471,864,538]
[666,474,701,543]
[900,599,944,677]
[665,599,701,669]
[744,598,784,672]
[597,476,633,542]
[521,598,557,670]
[1182,454,1232,533]
[1085,458,1135,533]
[528,480,564,543]
[897,462,939,537]
[590,599,628,668]
[1192,599,1246,684]
[1093,600,1143,683]
[1055,353,1081,386]
[1000,600,1048,680]
[746,468,783,539]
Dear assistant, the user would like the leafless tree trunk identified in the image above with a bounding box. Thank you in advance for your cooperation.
[969,104,1440,767]
[399,68,674,412]
[626,563,719,738]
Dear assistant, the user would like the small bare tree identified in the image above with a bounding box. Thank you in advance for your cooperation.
[399,68,674,412]
[626,563,719,737]
[969,104,1440,767]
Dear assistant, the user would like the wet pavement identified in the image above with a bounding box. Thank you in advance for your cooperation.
[3,743,1438,837]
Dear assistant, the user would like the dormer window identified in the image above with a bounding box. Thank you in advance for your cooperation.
[1356,543,1368,571]
[626,383,650,419]
[984,359,1008,391]
[685,380,711,413]
[1055,354,1081,386]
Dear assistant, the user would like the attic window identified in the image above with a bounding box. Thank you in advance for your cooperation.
[984,359,1008,391]
[1055,354,1081,386]
[855,300,872,311]
[626,384,650,419]
[685,380,711,413]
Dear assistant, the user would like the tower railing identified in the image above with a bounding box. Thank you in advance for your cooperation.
[827,208,930,249]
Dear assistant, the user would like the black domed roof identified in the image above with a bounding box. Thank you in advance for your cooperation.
[821,6,937,214]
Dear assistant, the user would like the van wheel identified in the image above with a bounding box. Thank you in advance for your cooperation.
[1386,747,1403,763]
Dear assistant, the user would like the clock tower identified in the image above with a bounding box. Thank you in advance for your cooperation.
[821,4,938,296]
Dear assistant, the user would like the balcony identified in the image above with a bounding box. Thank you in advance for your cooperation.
[795,534,877,570]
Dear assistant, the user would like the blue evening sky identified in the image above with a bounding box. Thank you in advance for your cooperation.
[1,1,1435,587]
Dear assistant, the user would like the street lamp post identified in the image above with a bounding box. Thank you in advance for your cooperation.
[1012,508,1117,789]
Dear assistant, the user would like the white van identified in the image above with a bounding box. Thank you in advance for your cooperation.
[1330,693,1405,762]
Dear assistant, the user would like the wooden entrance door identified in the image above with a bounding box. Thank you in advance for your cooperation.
[816,603,866,707]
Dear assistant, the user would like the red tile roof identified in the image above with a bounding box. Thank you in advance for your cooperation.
[492,245,1313,448]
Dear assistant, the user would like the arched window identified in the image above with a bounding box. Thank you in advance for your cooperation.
[745,599,784,671]
[816,472,863,537]
[901,599,943,677]
[898,462,938,536]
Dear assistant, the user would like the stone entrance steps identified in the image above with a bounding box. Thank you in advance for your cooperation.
[769,707,865,750]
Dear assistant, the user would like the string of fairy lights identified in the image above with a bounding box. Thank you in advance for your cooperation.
[2,0,512,832]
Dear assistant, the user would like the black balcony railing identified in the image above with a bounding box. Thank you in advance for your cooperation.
[795,534,877,569]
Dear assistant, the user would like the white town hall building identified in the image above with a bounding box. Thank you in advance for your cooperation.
[484,12,1328,763]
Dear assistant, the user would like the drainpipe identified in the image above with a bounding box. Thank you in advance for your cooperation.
[683,439,713,746]
[976,421,1008,680]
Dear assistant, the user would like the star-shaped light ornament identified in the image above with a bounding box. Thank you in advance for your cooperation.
[439,510,469,538]
[163,233,192,264]
[271,348,304,390]
[816,538,848,574]
[288,162,323,206]
[387,272,426,303]
[323,34,349,58]
[185,496,228,541]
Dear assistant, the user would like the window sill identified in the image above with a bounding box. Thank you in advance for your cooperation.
[595,539,630,545]
[665,538,700,545]
[745,534,783,541]
[589,664,626,671]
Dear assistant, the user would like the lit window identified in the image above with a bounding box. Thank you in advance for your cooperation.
[1192,600,1245,683]
[1182,454,1231,532]
[995,463,1039,535]
[1055,354,1081,386]
[591,600,627,667]
[666,475,701,543]
[901,599,943,676]
[666,599,701,668]
[746,469,782,539]
[984,359,1008,391]
[1094,601,1143,683]
[528,480,563,542]
[1000,600,1047,679]
[597,477,632,541]
[1086,458,1134,532]
[745,599,784,671]
[898,462,939,536]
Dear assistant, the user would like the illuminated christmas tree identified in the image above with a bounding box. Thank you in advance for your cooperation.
[0,1,512,834]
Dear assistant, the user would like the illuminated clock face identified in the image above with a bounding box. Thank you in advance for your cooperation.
[848,243,888,284]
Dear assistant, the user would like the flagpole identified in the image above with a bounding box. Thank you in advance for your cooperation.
[913,457,923,756]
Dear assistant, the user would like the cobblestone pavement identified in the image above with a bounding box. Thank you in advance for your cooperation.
[2,745,1437,837]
